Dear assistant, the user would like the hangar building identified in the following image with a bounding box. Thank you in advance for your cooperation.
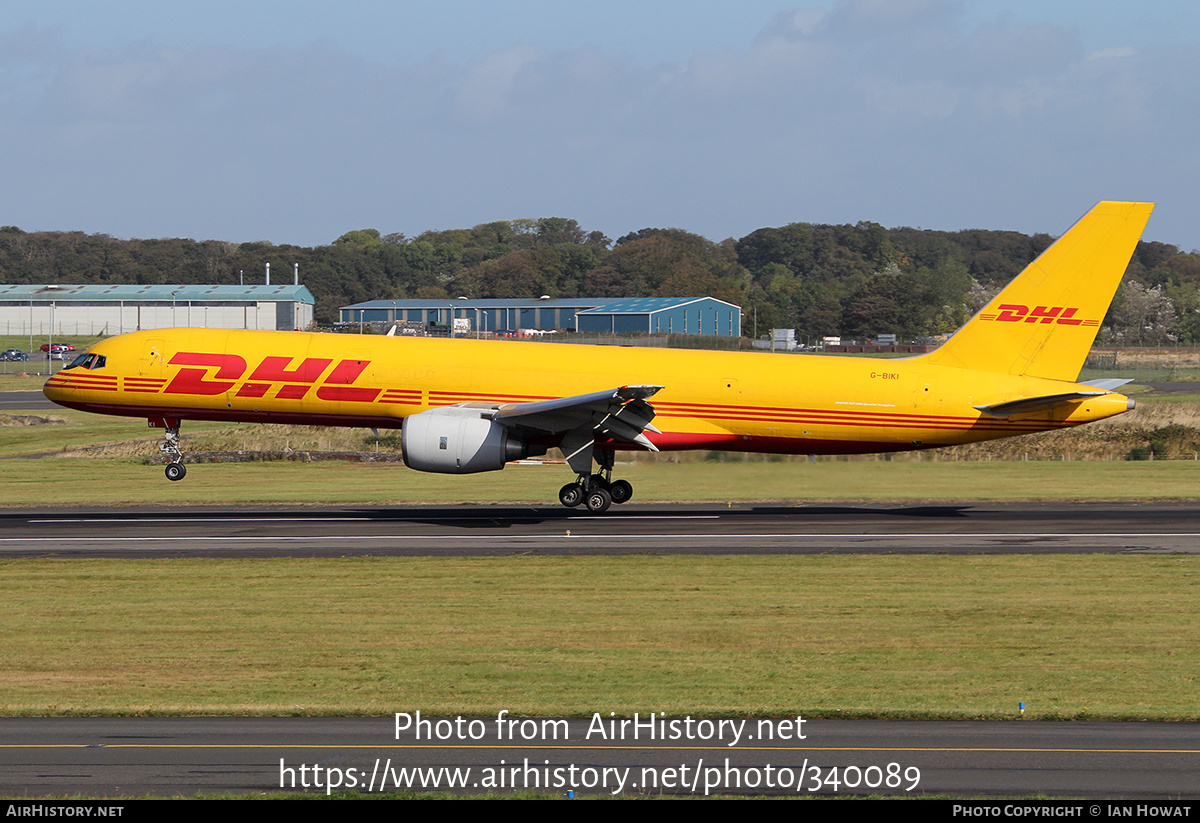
[340,298,606,333]
[0,284,315,336]
[575,297,741,336]
[340,296,741,337]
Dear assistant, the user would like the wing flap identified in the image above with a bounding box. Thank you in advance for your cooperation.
[493,384,661,424]
[486,384,664,451]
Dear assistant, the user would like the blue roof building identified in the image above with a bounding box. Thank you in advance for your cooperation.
[576,297,741,336]
[339,297,608,333]
[339,296,741,337]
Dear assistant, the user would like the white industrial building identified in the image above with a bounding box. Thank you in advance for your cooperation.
[0,284,315,336]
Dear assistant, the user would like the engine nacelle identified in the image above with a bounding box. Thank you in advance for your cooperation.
[401,406,530,473]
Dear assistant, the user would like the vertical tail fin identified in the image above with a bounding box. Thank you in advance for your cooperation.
[923,201,1154,381]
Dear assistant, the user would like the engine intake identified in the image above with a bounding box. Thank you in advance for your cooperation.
[401,406,530,473]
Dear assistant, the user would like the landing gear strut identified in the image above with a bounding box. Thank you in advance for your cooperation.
[150,417,187,481]
[545,386,660,514]
[557,448,633,513]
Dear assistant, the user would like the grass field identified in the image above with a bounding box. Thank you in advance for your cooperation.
[0,364,58,383]
[0,334,100,352]
[2,555,1197,719]
[4,458,1200,506]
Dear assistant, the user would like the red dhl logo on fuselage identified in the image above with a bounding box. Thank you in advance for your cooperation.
[978,304,1100,326]
[164,353,381,402]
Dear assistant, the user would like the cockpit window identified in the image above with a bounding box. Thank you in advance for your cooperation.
[65,353,106,370]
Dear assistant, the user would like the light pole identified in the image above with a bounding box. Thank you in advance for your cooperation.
[48,301,55,375]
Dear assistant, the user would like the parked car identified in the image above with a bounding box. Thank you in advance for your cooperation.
[40,343,75,353]
[2,349,28,361]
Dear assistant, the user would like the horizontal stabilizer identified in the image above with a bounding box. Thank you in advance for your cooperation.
[1082,378,1134,391]
[975,391,1109,418]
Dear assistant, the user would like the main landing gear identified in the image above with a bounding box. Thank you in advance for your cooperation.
[557,449,633,514]
[150,417,187,481]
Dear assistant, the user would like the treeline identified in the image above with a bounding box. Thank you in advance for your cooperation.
[1,218,1197,343]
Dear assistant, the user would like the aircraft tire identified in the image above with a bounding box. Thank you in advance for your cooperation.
[165,462,187,482]
[558,483,584,508]
[609,479,633,504]
[589,473,609,490]
[584,487,612,514]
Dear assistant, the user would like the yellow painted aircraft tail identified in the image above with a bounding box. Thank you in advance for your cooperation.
[922,201,1154,381]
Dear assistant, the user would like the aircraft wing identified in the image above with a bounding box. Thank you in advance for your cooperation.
[488,384,664,451]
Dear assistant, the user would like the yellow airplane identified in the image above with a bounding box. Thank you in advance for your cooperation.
[43,201,1153,513]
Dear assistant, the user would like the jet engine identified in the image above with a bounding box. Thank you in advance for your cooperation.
[401,406,531,473]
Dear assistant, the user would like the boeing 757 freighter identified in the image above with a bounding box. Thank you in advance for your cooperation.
[44,202,1153,512]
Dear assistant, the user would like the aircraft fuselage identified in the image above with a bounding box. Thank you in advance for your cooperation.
[43,327,1130,455]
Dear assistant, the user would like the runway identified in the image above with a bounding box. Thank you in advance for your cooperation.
[2,716,1198,798]
[1,500,1199,557]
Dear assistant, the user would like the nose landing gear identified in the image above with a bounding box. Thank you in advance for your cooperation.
[150,417,187,481]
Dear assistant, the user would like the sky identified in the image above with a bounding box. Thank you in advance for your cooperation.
[2,1,1198,249]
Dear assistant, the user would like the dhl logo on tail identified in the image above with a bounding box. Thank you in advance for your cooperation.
[979,305,1099,327]
[43,201,1154,513]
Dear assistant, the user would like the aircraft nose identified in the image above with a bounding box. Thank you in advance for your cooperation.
[42,376,65,407]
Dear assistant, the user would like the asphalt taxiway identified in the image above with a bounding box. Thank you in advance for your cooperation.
[0,389,57,411]
[2,717,1198,798]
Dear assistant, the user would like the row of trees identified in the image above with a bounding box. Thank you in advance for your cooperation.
[1,217,1197,344]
